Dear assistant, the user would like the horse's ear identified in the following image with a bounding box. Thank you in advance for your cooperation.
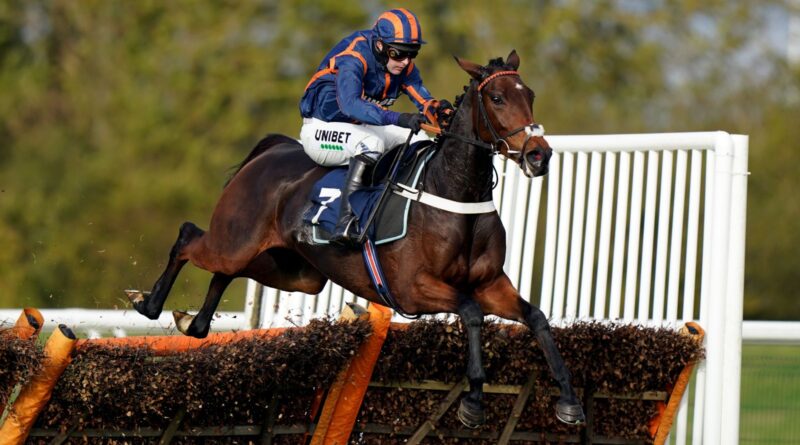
[506,49,520,71]
[454,55,485,81]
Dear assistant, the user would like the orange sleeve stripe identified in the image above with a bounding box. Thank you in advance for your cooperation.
[335,37,367,75]
[305,68,334,91]
[382,73,391,99]
[396,8,419,41]
[405,61,415,75]
[305,37,367,91]
[339,51,368,75]
[403,84,428,105]
[348,36,366,49]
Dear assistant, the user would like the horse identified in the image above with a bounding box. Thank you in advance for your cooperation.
[127,50,585,427]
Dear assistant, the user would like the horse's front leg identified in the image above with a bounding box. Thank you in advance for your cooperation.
[457,297,487,428]
[521,300,585,424]
[475,275,585,425]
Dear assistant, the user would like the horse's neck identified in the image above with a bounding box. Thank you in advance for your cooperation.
[425,90,494,202]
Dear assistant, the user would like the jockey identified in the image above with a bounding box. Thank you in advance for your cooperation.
[299,8,453,247]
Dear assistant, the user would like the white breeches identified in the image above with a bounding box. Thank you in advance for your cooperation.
[300,117,430,166]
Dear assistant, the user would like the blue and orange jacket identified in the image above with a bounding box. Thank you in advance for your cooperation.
[299,30,435,126]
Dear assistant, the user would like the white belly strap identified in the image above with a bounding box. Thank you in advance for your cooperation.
[393,183,496,214]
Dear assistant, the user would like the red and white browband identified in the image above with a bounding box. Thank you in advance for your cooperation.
[477,70,519,91]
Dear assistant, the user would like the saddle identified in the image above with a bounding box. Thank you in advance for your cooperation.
[303,140,437,245]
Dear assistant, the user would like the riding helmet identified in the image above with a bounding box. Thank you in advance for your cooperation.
[372,8,426,49]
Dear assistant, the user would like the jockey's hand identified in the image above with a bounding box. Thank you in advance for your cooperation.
[397,113,425,133]
[434,99,455,128]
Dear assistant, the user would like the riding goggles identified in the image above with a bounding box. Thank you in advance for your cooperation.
[386,46,418,61]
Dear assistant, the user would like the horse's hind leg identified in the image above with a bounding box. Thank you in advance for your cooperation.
[522,300,585,424]
[173,272,233,338]
[457,297,487,428]
[128,222,204,319]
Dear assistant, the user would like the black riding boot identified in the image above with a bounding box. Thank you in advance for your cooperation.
[329,156,371,248]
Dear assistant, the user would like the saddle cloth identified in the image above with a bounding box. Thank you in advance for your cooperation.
[303,141,436,245]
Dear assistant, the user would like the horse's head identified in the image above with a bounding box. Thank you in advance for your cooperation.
[454,50,551,177]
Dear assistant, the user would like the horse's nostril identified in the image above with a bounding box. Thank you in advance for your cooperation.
[526,149,544,164]
[522,148,552,178]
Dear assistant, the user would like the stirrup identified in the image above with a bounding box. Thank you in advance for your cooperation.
[329,218,361,249]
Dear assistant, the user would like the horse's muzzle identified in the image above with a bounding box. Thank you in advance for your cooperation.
[522,147,551,178]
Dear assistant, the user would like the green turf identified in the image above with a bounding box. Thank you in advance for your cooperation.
[663,344,799,444]
[739,344,800,444]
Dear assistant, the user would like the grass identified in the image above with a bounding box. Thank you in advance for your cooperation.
[665,343,800,444]
[739,344,800,444]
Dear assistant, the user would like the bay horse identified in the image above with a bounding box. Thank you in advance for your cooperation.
[127,50,585,427]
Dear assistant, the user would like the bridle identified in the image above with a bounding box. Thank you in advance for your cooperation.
[475,70,544,155]
[433,70,544,156]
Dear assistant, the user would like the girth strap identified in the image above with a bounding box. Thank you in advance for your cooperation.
[393,183,496,214]
[362,237,420,319]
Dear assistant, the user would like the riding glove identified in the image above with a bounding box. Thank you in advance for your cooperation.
[436,99,454,114]
[434,99,455,128]
[396,113,426,133]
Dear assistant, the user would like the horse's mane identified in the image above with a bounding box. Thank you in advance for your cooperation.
[225,133,299,187]
[487,57,506,68]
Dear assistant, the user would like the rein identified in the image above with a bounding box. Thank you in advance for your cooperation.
[424,125,495,152]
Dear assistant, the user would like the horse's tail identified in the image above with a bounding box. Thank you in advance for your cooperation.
[226,133,300,187]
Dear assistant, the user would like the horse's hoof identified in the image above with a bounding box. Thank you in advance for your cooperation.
[173,310,194,336]
[457,398,485,429]
[124,289,147,305]
[556,399,585,425]
[126,290,160,319]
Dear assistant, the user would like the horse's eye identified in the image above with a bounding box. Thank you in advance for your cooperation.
[490,95,503,104]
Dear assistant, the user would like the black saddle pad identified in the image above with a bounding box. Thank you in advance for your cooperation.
[303,140,437,245]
